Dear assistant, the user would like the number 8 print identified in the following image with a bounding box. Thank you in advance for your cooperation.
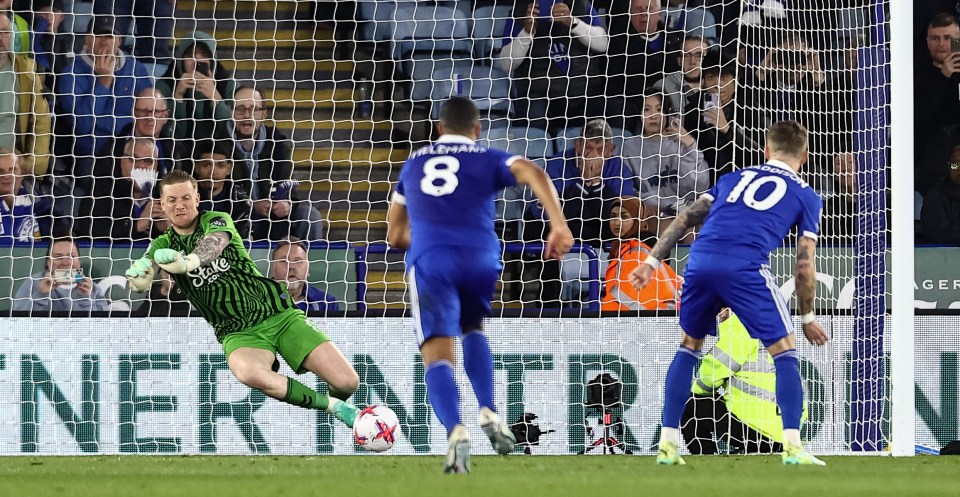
[420,156,461,197]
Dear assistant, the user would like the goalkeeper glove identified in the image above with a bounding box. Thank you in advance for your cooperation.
[154,248,201,275]
[125,257,155,293]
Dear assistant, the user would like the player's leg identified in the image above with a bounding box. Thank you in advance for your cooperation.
[460,257,514,455]
[723,265,824,466]
[658,266,722,465]
[410,263,470,473]
[271,309,360,427]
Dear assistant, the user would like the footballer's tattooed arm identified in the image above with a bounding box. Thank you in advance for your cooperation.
[192,232,231,265]
[648,196,713,262]
[794,236,817,315]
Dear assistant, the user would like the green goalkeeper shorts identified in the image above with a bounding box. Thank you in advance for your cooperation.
[222,308,330,374]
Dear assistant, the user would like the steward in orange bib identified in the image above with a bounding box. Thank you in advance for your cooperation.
[602,197,681,311]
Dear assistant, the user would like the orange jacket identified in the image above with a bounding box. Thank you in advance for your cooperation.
[602,240,682,311]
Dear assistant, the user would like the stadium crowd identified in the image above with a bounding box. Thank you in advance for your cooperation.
[0,1,954,311]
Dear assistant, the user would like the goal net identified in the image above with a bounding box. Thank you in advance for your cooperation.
[0,0,929,456]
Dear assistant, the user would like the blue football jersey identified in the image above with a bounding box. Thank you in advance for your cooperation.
[394,134,519,265]
[693,160,822,264]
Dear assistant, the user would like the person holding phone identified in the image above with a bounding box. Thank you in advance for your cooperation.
[156,31,236,155]
[916,12,960,187]
[621,90,708,221]
[13,237,110,313]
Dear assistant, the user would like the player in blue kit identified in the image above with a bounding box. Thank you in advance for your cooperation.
[630,121,830,466]
[386,97,574,474]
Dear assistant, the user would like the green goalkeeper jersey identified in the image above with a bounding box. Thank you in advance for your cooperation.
[145,210,292,340]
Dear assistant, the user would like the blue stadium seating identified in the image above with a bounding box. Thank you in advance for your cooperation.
[430,63,512,118]
[479,125,554,159]
[472,4,514,59]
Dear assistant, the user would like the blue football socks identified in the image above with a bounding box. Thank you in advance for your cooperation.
[773,349,803,430]
[425,360,462,434]
[661,346,701,429]
[462,332,495,412]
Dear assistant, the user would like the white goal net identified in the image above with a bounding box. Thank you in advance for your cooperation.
[0,0,934,456]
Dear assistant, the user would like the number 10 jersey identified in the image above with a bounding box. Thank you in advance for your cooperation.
[693,160,823,265]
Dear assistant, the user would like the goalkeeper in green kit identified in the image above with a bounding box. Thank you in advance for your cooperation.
[125,170,361,428]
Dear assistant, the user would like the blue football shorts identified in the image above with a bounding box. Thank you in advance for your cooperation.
[678,252,793,347]
[408,247,502,345]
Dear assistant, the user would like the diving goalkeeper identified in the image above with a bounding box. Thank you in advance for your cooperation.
[125,170,360,428]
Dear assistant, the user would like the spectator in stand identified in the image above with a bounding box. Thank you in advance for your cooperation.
[96,87,175,179]
[157,31,235,154]
[0,150,40,242]
[26,0,70,96]
[93,0,175,68]
[663,0,718,42]
[621,90,709,219]
[752,36,835,188]
[269,237,340,313]
[192,138,251,239]
[607,0,669,131]
[916,13,960,194]
[921,145,960,246]
[651,35,708,121]
[526,119,636,304]
[77,136,166,240]
[819,152,856,246]
[54,15,152,193]
[1,0,29,55]
[601,196,681,311]
[13,236,110,313]
[692,50,767,181]
[0,13,52,178]
[498,0,614,130]
[223,85,323,242]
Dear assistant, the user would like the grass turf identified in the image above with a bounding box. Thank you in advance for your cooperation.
[1,455,958,497]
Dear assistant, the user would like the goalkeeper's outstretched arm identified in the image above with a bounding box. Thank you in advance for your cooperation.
[154,232,231,274]
[125,257,159,293]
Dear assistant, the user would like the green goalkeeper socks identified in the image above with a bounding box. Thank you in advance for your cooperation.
[283,377,330,410]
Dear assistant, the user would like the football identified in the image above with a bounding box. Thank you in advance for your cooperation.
[353,405,400,452]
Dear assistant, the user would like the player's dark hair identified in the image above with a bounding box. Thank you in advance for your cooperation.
[929,12,959,30]
[159,169,198,192]
[439,96,480,135]
[766,121,809,158]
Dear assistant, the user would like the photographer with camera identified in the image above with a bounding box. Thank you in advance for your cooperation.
[13,237,109,313]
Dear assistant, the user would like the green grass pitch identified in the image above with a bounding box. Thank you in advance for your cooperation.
[2,455,958,497]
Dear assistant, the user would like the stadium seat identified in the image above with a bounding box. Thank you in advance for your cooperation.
[356,0,396,42]
[391,3,472,60]
[479,125,554,159]
[472,4,514,59]
[496,158,545,224]
[430,63,512,118]
[554,127,633,156]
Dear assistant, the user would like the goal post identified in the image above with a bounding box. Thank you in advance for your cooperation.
[889,0,916,458]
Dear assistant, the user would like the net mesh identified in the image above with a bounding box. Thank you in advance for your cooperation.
[0,0,910,455]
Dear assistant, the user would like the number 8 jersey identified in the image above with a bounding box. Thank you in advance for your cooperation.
[694,160,823,264]
[393,135,520,266]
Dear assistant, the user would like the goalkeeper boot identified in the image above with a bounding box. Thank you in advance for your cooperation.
[656,440,686,465]
[329,399,360,428]
[478,407,515,456]
[782,443,827,466]
[444,425,472,475]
